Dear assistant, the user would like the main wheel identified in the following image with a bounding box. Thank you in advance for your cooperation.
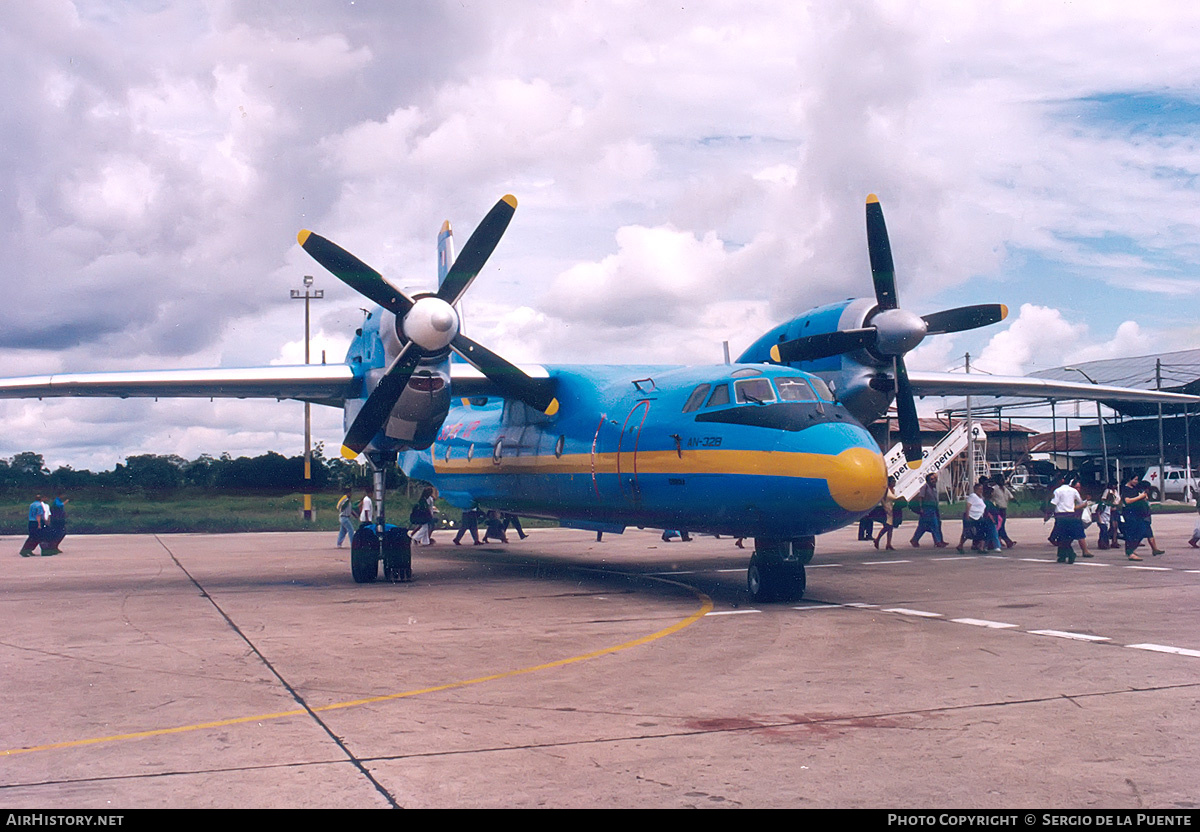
[747,553,777,603]
[776,560,806,602]
[350,525,379,583]
[747,554,806,603]
[382,524,412,582]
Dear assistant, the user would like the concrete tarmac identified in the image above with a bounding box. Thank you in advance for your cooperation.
[2,513,1199,809]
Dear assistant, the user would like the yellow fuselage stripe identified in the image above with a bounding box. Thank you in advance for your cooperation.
[436,449,866,478]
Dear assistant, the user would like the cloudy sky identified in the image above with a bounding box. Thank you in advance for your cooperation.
[3,1,1200,470]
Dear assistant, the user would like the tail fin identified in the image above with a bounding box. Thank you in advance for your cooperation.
[437,220,454,288]
[438,219,467,347]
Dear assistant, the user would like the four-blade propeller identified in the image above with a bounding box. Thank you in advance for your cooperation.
[769,194,1007,467]
[299,194,558,459]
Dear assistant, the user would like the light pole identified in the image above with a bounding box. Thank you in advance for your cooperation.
[1065,367,1109,484]
[291,275,324,521]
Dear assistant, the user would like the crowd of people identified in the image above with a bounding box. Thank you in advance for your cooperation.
[14,471,1195,562]
[334,487,529,548]
[862,469,1187,564]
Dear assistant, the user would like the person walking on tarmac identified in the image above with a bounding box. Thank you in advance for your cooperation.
[1121,473,1163,560]
[454,506,482,545]
[336,491,355,547]
[991,474,1017,548]
[19,494,47,557]
[409,487,438,546]
[873,476,900,550]
[910,473,949,548]
[1050,476,1093,563]
[40,491,69,555]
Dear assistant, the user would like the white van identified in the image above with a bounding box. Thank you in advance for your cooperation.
[1009,472,1053,492]
[1141,466,1198,501]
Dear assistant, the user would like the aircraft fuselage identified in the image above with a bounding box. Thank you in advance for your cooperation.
[426,363,887,538]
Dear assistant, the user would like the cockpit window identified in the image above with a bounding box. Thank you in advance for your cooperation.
[705,383,730,408]
[682,383,711,413]
[809,376,834,401]
[735,378,776,405]
[776,377,817,402]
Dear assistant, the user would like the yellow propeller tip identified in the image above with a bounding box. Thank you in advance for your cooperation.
[298,229,311,246]
[907,459,923,470]
[502,194,518,208]
[544,398,560,416]
[999,304,1009,320]
[866,193,879,204]
[340,445,360,461]
[769,345,781,363]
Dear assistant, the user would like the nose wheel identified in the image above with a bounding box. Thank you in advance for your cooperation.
[747,538,812,603]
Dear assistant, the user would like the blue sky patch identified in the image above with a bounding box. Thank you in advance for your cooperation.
[1066,92,1200,135]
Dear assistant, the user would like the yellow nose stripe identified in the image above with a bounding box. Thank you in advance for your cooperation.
[826,446,887,512]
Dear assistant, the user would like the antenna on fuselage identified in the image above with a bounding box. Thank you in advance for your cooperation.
[723,340,731,365]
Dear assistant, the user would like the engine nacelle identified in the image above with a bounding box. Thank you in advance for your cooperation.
[346,353,452,452]
[737,297,896,427]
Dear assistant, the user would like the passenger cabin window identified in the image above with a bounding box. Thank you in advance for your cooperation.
[705,383,730,408]
[682,383,711,413]
[735,378,776,405]
[776,377,817,401]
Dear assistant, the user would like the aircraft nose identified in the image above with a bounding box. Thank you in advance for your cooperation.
[825,446,887,512]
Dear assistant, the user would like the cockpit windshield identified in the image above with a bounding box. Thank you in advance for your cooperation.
[776,377,816,401]
[734,378,776,405]
[685,374,832,413]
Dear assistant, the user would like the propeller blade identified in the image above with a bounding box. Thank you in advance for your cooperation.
[340,345,424,459]
[437,195,518,306]
[298,230,414,316]
[769,328,877,364]
[865,194,899,311]
[893,356,923,468]
[922,303,1009,335]
[451,333,558,416]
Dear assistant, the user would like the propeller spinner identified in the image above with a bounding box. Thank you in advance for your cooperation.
[770,194,1007,467]
[299,195,558,459]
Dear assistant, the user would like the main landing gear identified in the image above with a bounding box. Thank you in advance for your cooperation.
[747,537,814,603]
[349,450,413,584]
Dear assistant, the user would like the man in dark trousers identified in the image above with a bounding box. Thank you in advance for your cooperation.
[19,494,46,557]
[454,507,482,545]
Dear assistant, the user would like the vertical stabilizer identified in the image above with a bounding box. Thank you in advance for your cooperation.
[437,219,465,337]
[437,220,454,288]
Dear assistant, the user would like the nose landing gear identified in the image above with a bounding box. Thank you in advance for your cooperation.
[747,537,813,603]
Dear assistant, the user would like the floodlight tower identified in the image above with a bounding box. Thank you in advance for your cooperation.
[291,275,324,521]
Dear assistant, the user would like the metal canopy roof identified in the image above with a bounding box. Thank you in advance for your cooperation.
[938,348,1200,417]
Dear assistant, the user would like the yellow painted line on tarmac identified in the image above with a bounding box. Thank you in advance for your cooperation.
[1,577,713,758]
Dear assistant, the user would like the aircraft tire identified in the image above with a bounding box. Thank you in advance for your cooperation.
[381,524,412,582]
[747,553,777,603]
[748,552,806,603]
[777,561,806,602]
[350,525,380,584]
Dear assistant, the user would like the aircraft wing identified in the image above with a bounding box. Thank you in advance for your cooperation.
[0,364,359,408]
[907,371,1200,405]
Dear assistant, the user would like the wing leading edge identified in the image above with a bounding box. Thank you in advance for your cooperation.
[907,371,1200,405]
[0,364,358,408]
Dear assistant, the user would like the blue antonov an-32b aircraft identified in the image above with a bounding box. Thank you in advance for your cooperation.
[3,195,1196,601]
